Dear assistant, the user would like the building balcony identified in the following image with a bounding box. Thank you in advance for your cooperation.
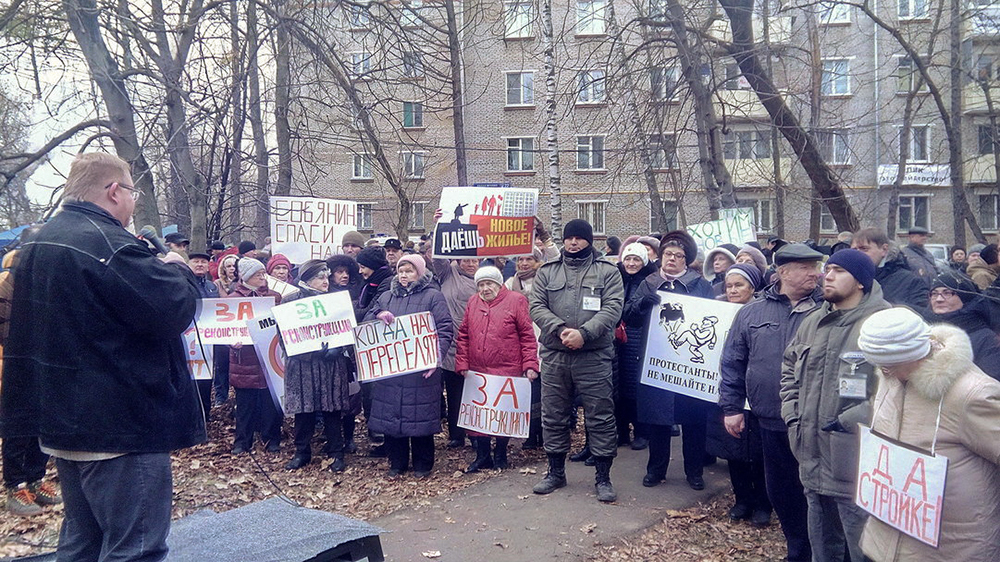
[715,89,770,121]
[964,83,1000,114]
[708,15,792,45]
[726,157,791,187]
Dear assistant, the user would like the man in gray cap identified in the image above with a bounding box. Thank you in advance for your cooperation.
[780,249,890,562]
[900,226,937,286]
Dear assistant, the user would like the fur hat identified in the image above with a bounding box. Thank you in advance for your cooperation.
[858,308,932,366]
[703,247,738,280]
[660,230,698,266]
[736,245,768,277]
[326,254,358,273]
[474,266,504,287]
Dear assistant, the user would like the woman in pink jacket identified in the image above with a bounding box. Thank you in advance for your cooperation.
[455,266,539,472]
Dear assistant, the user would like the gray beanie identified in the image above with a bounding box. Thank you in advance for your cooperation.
[858,308,932,366]
[474,266,504,287]
[238,258,265,284]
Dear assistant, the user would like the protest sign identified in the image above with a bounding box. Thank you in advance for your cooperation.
[267,275,297,298]
[181,326,214,380]
[248,314,287,414]
[640,292,742,403]
[686,207,756,252]
[856,425,948,547]
[353,312,440,382]
[271,291,357,357]
[457,371,531,438]
[433,186,538,258]
[192,297,275,345]
[270,196,357,263]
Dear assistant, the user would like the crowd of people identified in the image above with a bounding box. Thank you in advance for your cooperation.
[2,152,1000,561]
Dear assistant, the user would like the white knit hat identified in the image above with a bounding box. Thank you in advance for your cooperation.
[621,242,649,265]
[474,266,503,287]
[238,257,265,284]
[858,308,932,366]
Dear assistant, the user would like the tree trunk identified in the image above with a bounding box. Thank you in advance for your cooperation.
[541,0,561,239]
[444,0,468,186]
[247,0,270,244]
[273,0,293,197]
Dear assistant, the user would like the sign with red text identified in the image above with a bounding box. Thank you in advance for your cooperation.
[270,196,357,263]
[248,313,287,414]
[855,425,948,547]
[192,297,275,345]
[353,312,440,382]
[182,326,214,380]
[433,186,538,258]
[457,371,531,438]
[272,292,357,357]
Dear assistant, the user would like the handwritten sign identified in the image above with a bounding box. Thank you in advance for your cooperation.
[272,292,357,357]
[856,425,948,547]
[877,164,950,187]
[192,297,275,345]
[457,371,531,438]
[433,186,538,258]
[353,312,440,382]
[687,207,756,252]
[248,314,287,414]
[270,196,357,263]
[640,292,742,403]
[182,326,214,380]
[266,275,297,298]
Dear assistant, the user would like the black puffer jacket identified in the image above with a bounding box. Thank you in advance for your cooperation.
[921,297,1000,380]
[1,201,206,453]
[615,260,657,401]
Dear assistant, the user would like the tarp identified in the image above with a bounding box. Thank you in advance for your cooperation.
[0,225,29,248]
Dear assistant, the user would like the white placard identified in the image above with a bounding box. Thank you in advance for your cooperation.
[192,297,275,345]
[270,196,357,263]
[686,207,757,252]
[182,325,214,380]
[266,275,297,298]
[877,164,950,187]
[248,314,287,414]
[353,312,440,382]
[457,371,531,438]
[271,292,357,357]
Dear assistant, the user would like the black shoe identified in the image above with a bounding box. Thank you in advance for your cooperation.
[728,503,752,521]
[344,440,358,455]
[285,455,310,470]
[686,475,705,490]
[265,441,280,454]
[569,447,592,463]
[231,445,248,455]
[387,467,404,477]
[584,455,596,467]
[466,455,494,473]
[533,453,568,494]
[329,457,347,473]
[670,425,681,437]
[630,437,649,450]
[521,440,540,450]
[369,444,387,457]
[414,469,431,479]
[447,438,465,448]
[642,473,663,487]
[750,509,772,527]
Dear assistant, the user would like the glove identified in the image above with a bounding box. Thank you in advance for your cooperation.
[641,292,660,310]
[377,311,395,325]
[822,419,848,433]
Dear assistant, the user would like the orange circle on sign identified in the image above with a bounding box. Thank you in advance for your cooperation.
[268,336,286,378]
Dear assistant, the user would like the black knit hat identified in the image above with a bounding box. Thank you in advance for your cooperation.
[981,244,999,266]
[356,246,388,270]
[660,230,698,266]
[563,219,594,246]
[326,254,358,273]
[238,240,256,255]
[931,271,980,304]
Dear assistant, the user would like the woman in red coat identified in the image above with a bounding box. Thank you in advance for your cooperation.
[455,266,539,471]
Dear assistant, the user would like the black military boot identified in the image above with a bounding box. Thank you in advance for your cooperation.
[466,437,494,473]
[533,453,568,494]
[493,437,510,470]
[594,456,617,503]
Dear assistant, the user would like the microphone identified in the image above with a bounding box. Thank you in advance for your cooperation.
[139,225,169,255]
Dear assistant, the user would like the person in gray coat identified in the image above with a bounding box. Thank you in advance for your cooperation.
[529,219,625,503]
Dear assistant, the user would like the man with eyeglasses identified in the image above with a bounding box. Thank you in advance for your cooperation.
[920,271,1000,379]
[0,152,206,560]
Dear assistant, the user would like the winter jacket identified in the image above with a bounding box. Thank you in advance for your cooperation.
[780,282,891,498]
[432,259,477,371]
[455,287,538,377]
[194,273,220,299]
[364,273,454,437]
[616,260,658,401]
[876,251,928,309]
[921,298,1000,380]
[623,268,713,426]
[0,201,205,453]
[529,247,624,354]
[861,325,1000,562]
[228,282,281,389]
[720,283,824,431]
[901,243,938,286]
[966,257,998,290]
[356,266,393,322]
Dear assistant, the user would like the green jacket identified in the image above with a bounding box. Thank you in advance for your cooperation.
[780,282,890,499]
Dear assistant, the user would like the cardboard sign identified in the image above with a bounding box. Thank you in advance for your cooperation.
[457,371,531,438]
[267,275,297,298]
[856,425,948,547]
[639,291,742,403]
[270,196,357,263]
[353,312,440,382]
[687,207,756,252]
[192,297,275,345]
[271,292,357,357]
[182,325,214,380]
[248,314,287,414]
[433,186,539,258]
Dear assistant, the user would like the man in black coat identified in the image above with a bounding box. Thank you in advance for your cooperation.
[1,152,205,561]
[852,228,929,309]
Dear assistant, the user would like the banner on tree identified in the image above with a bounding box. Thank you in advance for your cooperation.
[856,425,948,547]
[271,291,357,357]
[686,208,756,252]
[192,297,275,345]
[270,196,357,263]
[248,314,287,414]
[181,326,214,380]
[457,371,531,438]
[433,186,538,258]
[353,312,440,382]
[640,292,742,403]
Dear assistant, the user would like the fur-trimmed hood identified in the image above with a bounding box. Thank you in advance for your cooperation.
[893,323,976,401]
[702,247,737,280]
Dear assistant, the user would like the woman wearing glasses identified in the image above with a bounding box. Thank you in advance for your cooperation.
[920,271,1000,380]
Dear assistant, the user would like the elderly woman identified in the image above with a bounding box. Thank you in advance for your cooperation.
[455,267,539,472]
[735,245,769,290]
[365,255,453,477]
[616,242,657,450]
[920,271,1000,379]
[267,254,292,283]
[703,245,739,295]
[283,260,354,472]
[214,254,239,296]
[505,248,543,296]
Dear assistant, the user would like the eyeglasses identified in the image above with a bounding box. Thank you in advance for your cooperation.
[929,289,957,300]
[105,182,141,201]
[661,251,686,261]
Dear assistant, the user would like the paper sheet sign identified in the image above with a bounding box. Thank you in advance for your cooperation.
[433,186,538,258]
[353,312,440,382]
[248,314,287,414]
[192,297,275,345]
[686,207,757,252]
[271,291,357,357]
[266,275,297,298]
[457,371,531,438]
[270,196,357,263]
[182,325,214,380]
[856,425,948,547]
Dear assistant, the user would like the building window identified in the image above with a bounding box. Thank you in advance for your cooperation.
[899,0,928,19]
[504,0,533,37]
[402,52,423,78]
[401,0,422,27]
[576,0,607,34]
[815,129,850,164]
[577,70,606,103]
[821,59,850,95]
[898,195,930,231]
[896,56,928,93]
[648,0,666,20]
[352,154,373,179]
[358,202,374,230]
[820,205,837,232]
[403,152,425,178]
[577,201,607,234]
[348,4,370,27]
[506,72,534,105]
[975,56,994,83]
[403,102,423,128]
[349,104,367,130]
[507,137,535,171]
[576,135,605,170]
[724,130,771,160]
[650,66,678,101]
[818,1,851,23]
[901,126,930,162]
[649,199,679,232]
[980,194,999,231]
[649,134,677,169]
[979,125,997,155]
[746,199,776,232]
[411,201,427,229]
[350,53,371,78]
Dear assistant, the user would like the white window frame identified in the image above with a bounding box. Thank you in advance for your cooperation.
[401,0,423,27]
[900,125,930,163]
[576,0,607,35]
[649,134,678,170]
[350,52,371,79]
[403,152,426,178]
[817,1,851,23]
[820,205,837,233]
[649,199,679,232]
[357,202,375,230]
[821,58,851,96]
[403,101,424,128]
[348,3,370,27]
[506,137,535,172]
[352,154,373,179]
[896,56,928,93]
[979,124,997,155]
[815,128,851,165]
[744,198,776,233]
[505,71,534,106]
[724,130,771,160]
[577,70,606,104]
[576,135,606,170]
[577,200,607,235]
[979,194,1000,231]
[411,201,428,229]
[504,0,534,38]
[899,0,928,19]
[650,66,679,101]
[898,195,931,231]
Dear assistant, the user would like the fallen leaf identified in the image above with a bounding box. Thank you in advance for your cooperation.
[580,523,597,533]
[519,467,537,474]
